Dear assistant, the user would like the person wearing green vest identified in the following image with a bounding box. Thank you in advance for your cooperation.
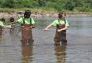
[44,12,69,45]
[0,18,6,27]
[0,18,11,36]
[0,18,5,36]
[17,10,35,46]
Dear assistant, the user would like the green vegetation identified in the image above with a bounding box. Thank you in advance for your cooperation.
[0,0,92,12]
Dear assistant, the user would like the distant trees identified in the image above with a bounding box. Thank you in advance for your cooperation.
[38,0,46,7]
[0,0,91,12]
[0,0,16,8]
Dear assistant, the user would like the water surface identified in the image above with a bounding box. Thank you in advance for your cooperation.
[0,16,92,63]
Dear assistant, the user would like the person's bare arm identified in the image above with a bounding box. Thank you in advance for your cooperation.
[44,24,53,31]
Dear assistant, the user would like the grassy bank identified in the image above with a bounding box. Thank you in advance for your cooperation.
[0,8,57,13]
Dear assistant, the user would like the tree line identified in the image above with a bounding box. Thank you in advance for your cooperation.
[0,0,92,12]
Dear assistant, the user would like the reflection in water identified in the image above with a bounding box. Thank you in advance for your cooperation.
[0,16,92,63]
[9,27,19,42]
[22,42,33,63]
[54,43,67,63]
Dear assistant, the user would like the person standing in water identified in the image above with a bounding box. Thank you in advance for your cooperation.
[44,12,69,45]
[9,17,15,32]
[0,18,11,28]
[17,10,35,46]
[0,18,11,36]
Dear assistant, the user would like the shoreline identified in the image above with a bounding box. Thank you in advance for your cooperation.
[0,11,91,21]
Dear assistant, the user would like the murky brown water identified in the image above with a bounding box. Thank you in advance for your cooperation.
[0,16,92,63]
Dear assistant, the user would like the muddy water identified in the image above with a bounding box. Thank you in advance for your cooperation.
[0,16,92,63]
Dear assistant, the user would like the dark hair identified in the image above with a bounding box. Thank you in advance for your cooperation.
[1,18,5,22]
[24,10,31,18]
[10,17,14,22]
[58,12,63,19]
[58,12,66,19]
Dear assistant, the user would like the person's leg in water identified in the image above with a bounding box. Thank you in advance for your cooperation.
[54,31,61,45]
[28,29,34,46]
[61,30,67,45]
[22,25,34,46]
